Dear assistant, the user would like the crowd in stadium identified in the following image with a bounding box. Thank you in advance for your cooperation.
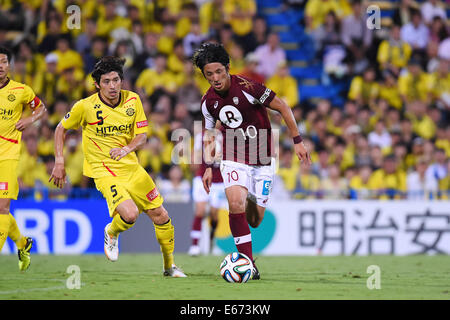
[0,0,449,201]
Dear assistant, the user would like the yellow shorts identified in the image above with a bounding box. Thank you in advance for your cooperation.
[0,160,19,200]
[94,165,164,217]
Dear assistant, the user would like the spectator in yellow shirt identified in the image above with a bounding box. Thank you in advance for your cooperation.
[96,0,131,38]
[349,165,373,199]
[293,163,320,199]
[277,146,299,192]
[368,154,407,199]
[223,0,256,36]
[167,39,186,75]
[319,163,349,199]
[398,58,433,105]
[266,60,299,108]
[348,66,379,108]
[305,0,351,31]
[51,36,84,74]
[135,53,178,104]
[405,100,436,140]
[377,24,412,76]
[430,59,450,109]
[379,70,403,110]
[199,0,226,35]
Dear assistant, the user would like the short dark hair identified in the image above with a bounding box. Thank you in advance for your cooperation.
[91,56,125,84]
[192,42,229,73]
[0,46,12,63]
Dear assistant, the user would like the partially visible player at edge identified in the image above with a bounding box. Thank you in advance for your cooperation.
[0,46,47,270]
[193,43,311,280]
[49,56,186,277]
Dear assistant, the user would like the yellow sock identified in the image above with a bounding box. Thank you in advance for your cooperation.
[154,219,175,270]
[8,213,27,249]
[108,214,135,237]
[0,214,11,251]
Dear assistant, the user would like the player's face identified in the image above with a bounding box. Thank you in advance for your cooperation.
[203,62,231,93]
[0,54,9,81]
[96,71,122,101]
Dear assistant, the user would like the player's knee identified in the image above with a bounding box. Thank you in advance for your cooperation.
[228,199,246,213]
[122,208,139,224]
[0,207,9,215]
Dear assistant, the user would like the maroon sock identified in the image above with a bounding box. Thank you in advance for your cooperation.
[191,216,202,246]
[228,212,253,261]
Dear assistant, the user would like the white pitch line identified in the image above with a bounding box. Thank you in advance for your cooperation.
[0,279,85,295]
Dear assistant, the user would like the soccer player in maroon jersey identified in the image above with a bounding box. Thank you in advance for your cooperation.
[193,43,311,279]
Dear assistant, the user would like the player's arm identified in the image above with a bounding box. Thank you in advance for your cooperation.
[50,100,84,188]
[267,96,311,165]
[15,99,47,132]
[49,122,68,189]
[109,133,147,161]
[202,128,216,194]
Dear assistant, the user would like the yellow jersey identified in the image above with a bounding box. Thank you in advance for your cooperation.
[60,90,148,179]
[0,78,42,161]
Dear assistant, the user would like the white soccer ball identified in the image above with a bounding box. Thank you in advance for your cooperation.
[219,252,254,283]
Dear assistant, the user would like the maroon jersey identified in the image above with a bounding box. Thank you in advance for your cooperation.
[194,131,223,183]
[201,75,276,166]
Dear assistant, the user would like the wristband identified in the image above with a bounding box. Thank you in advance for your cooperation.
[205,163,213,169]
[293,135,303,144]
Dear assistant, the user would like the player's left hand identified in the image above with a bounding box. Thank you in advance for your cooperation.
[15,117,33,131]
[110,146,131,161]
[294,141,311,166]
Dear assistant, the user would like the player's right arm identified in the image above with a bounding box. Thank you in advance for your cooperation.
[49,122,68,188]
[201,98,218,194]
[49,100,85,188]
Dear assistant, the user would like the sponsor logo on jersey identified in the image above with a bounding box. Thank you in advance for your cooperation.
[94,104,101,109]
[0,182,8,190]
[233,97,239,105]
[136,120,148,128]
[146,188,159,201]
[64,113,70,119]
[0,108,13,116]
[259,88,271,104]
[214,101,218,109]
[96,123,132,134]
[262,180,271,196]
[218,105,243,128]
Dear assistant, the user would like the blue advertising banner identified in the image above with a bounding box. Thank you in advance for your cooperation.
[2,200,111,254]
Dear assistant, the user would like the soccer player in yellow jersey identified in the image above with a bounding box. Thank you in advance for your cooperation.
[49,56,186,277]
[0,46,47,270]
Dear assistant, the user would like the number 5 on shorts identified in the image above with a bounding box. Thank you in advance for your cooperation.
[110,185,118,197]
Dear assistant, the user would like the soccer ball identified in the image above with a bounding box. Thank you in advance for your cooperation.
[220,252,254,283]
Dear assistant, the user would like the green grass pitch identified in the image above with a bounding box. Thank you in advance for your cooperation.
[0,254,449,300]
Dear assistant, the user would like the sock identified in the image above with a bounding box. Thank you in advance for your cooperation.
[154,219,175,270]
[228,212,253,261]
[0,214,11,251]
[108,214,135,237]
[190,216,202,246]
[8,213,27,249]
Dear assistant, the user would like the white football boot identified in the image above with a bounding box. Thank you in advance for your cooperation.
[104,223,119,262]
[164,264,187,277]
